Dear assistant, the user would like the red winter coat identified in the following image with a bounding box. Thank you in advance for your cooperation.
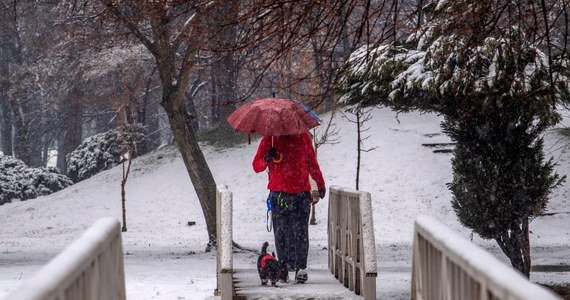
[253,133,325,194]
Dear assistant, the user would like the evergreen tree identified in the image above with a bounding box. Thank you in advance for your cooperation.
[337,0,569,277]
[443,100,562,277]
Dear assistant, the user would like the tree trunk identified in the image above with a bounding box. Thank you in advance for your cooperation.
[209,1,239,133]
[12,106,32,166]
[136,66,157,156]
[57,119,83,175]
[28,121,43,167]
[0,99,12,156]
[356,110,361,190]
[0,0,17,156]
[212,55,238,126]
[311,40,333,109]
[161,91,217,248]
[494,219,531,278]
[186,78,205,132]
[121,154,132,232]
[56,91,83,174]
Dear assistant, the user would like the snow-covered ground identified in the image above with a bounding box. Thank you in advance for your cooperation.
[0,107,568,299]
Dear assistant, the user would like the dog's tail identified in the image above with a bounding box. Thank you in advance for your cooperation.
[261,241,269,254]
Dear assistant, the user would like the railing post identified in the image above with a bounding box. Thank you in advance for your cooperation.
[359,190,377,300]
[215,185,234,300]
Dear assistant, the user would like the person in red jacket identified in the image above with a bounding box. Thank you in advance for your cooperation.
[253,132,326,284]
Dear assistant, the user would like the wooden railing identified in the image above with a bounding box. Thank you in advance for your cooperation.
[411,216,561,300]
[4,218,126,300]
[215,185,234,299]
[328,185,377,300]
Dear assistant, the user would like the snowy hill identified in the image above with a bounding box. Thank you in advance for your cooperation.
[0,108,568,299]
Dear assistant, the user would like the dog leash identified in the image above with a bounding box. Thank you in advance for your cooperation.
[266,194,273,232]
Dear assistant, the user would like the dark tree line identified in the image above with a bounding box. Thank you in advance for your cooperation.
[0,1,164,172]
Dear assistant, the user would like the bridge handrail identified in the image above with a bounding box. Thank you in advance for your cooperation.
[3,218,126,300]
[328,185,377,300]
[215,185,234,299]
[411,215,561,300]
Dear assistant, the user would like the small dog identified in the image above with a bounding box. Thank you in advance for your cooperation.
[257,242,288,286]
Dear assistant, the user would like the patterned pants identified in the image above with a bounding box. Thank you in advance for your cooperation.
[269,191,312,271]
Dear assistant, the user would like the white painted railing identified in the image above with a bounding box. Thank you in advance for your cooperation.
[214,185,234,299]
[411,215,561,300]
[328,185,377,300]
[4,218,126,300]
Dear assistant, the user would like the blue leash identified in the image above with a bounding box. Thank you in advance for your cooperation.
[266,194,273,232]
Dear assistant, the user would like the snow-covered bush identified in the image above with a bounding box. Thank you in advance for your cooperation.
[0,155,73,205]
[66,125,146,183]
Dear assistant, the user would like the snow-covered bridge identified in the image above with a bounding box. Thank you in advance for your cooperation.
[1,185,561,300]
[214,186,560,300]
[215,185,377,300]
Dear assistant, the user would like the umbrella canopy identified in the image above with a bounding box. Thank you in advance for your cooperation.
[227,97,320,136]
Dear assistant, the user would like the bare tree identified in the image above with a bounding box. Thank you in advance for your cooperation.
[68,1,227,248]
[343,107,377,190]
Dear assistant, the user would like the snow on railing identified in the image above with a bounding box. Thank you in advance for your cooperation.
[214,185,234,299]
[4,218,126,300]
[328,185,377,300]
[411,215,561,300]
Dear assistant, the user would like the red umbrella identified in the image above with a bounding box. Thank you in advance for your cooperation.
[227,97,320,136]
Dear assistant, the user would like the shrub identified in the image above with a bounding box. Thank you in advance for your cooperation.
[0,155,73,205]
[66,125,145,183]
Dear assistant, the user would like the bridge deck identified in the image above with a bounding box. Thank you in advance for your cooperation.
[233,268,363,300]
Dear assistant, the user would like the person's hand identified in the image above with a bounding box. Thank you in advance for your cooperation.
[311,190,320,204]
[264,147,277,163]
[318,187,326,199]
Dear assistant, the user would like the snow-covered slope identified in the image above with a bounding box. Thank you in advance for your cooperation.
[0,107,568,299]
